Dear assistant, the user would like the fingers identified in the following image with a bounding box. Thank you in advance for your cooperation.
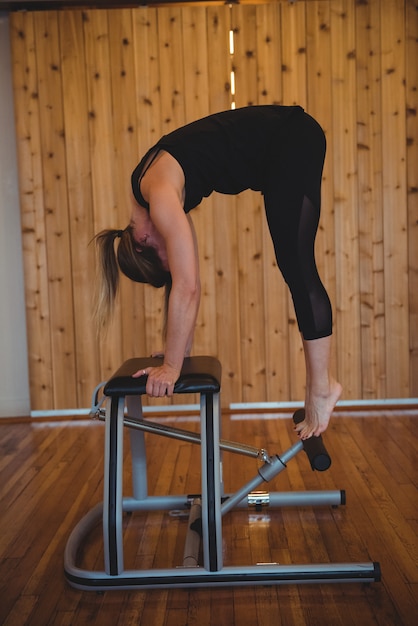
[132,364,179,396]
[146,373,175,397]
[132,368,149,379]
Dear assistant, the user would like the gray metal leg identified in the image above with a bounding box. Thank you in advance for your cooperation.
[126,396,148,501]
[200,391,223,571]
[103,395,125,575]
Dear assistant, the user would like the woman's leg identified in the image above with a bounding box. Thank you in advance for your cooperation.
[263,113,341,438]
[299,335,342,439]
[266,194,342,439]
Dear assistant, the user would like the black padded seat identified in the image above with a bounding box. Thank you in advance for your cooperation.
[104,356,222,397]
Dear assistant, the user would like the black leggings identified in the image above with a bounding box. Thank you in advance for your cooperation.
[263,111,332,340]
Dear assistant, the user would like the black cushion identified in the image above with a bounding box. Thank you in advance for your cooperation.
[104,356,222,397]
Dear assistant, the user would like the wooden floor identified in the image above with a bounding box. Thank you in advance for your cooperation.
[0,410,417,626]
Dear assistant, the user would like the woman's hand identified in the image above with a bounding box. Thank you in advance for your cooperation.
[132,363,180,397]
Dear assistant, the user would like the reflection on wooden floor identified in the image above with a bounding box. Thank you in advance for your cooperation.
[1,410,417,625]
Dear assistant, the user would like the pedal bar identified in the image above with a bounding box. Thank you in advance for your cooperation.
[221,443,303,515]
[102,412,268,460]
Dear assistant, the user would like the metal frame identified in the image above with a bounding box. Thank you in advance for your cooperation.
[64,361,380,590]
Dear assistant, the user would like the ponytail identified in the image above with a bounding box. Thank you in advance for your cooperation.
[93,227,171,331]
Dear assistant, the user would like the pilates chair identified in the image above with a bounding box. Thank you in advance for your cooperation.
[64,356,380,590]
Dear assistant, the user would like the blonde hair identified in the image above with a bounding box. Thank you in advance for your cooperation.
[93,227,171,331]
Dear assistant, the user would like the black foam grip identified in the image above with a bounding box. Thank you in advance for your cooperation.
[293,408,332,471]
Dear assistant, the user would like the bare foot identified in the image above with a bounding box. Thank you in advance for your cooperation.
[294,378,342,440]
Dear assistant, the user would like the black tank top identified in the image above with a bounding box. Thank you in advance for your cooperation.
[131,105,303,213]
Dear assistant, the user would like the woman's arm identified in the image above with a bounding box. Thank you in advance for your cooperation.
[183,215,200,357]
[134,155,201,396]
[162,204,200,372]
[150,216,200,359]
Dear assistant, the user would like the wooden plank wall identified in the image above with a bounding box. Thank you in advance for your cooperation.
[9,0,418,411]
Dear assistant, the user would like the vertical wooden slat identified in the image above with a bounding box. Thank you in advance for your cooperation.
[206,5,242,405]
[406,0,418,395]
[281,1,308,401]
[173,6,213,407]
[33,11,77,407]
[380,0,409,397]
[255,3,291,402]
[59,9,100,406]
[83,9,123,381]
[280,1,307,108]
[10,12,53,410]
[355,0,386,398]
[261,223,292,403]
[157,7,185,133]
[206,4,232,114]
[133,7,162,148]
[232,3,258,106]
[181,7,210,123]
[330,1,361,399]
[132,8,164,364]
[236,187,267,403]
[107,9,146,361]
[232,4,267,402]
[211,188,243,406]
[306,1,338,377]
[152,8,187,402]
[130,7,177,409]
[181,7,217,362]
[255,2,282,105]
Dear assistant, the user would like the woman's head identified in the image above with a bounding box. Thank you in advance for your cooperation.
[93,227,171,330]
[117,225,170,287]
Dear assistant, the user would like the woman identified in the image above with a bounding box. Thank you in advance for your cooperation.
[95,105,342,439]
